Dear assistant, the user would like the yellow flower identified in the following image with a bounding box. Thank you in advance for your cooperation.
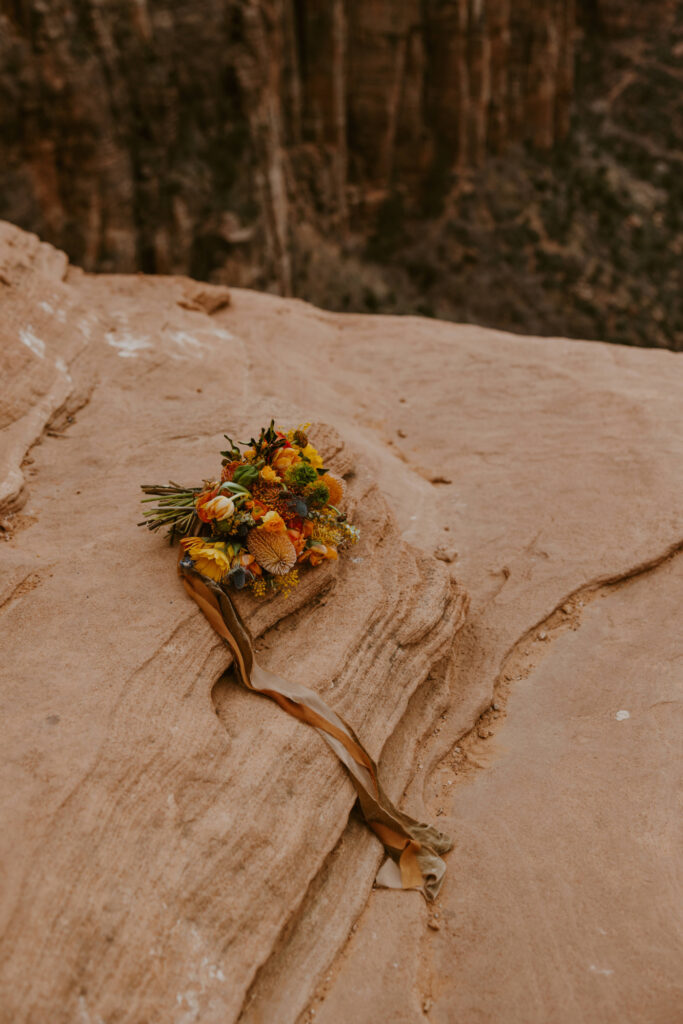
[274,568,300,597]
[261,510,287,533]
[181,538,233,581]
[320,473,344,507]
[300,443,323,470]
[272,447,300,473]
[260,465,280,484]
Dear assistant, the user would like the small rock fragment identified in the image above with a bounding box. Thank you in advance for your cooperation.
[177,282,231,314]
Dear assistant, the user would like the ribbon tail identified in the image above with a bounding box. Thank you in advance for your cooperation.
[179,557,452,901]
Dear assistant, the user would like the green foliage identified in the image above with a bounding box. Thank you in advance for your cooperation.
[284,462,318,490]
[220,433,241,460]
[242,419,286,460]
[304,481,330,508]
[232,463,259,487]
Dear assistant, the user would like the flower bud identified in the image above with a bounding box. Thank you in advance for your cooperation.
[202,495,235,521]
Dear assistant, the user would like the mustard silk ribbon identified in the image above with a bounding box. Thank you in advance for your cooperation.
[179,556,453,901]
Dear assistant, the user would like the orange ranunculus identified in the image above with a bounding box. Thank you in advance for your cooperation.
[287,528,306,555]
[236,551,262,576]
[196,485,220,522]
[246,499,268,520]
[261,510,286,533]
[301,542,338,566]
[272,447,300,473]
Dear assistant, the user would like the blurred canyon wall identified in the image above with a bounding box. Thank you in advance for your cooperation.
[1,0,681,348]
[0,0,575,286]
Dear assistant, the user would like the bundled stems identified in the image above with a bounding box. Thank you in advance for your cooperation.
[139,483,202,541]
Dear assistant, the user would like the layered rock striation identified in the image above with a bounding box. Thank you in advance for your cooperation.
[1,222,681,1023]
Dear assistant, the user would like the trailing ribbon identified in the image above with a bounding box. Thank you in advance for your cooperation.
[179,556,452,900]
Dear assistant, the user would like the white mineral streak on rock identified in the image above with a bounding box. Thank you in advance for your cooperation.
[54,357,72,382]
[169,330,203,353]
[105,329,152,357]
[19,325,45,358]
[589,964,615,976]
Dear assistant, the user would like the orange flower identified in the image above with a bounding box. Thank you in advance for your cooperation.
[236,551,262,576]
[321,473,344,506]
[261,510,286,533]
[287,528,306,555]
[246,499,268,520]
[220,460,241,482]
[272,447,300,474]
[196,485,220,523]
[300,542,338,566]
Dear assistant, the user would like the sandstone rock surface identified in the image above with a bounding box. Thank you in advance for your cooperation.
[1,222,681,1023]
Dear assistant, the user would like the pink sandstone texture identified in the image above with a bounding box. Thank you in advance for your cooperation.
[0,221,681,1023]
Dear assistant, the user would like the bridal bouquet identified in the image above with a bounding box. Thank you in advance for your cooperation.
[140,421,358,598]
[139,422,451,900]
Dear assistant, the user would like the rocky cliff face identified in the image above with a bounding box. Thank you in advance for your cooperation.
[0,1,680,351]
[0,0,574,288]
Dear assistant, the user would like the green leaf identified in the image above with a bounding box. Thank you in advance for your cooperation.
[219,481,251,496]
[233,464,259,486]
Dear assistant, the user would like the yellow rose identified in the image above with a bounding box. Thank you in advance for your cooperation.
[260,465,280,483]
[300,443,323,470]
[272,447,300,473]
[180,538,232,581]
